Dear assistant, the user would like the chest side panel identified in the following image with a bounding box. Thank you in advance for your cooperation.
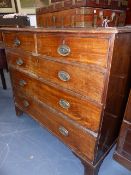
[95,33,131,164]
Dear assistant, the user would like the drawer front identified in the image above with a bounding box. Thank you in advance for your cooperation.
[6,50,37,73]
[37,57,105,103]
[3,32,36,52]
[6,50,105,103]
[7,51,105,103]
[37,34,109,68]
[14,92,97,161]
[10,69,102,132]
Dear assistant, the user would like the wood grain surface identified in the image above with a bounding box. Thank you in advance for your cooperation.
[36,7,126,28]
[10,68,102,132]
[38,0,128,14]
[3,32,36,52]
[14,91,97,162]
[37,33,109,65]
[6,50,37,73]
[36,56,106,103]
[1,27,131,175]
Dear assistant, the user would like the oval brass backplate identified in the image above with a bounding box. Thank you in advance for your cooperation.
[59,126,69,137]
[58,71,70,82]
[16,58,24,66]
[23,100,29,108]
[59,99,70,109]
[19,80,27,87]
[14,38,21,47]
[57,44,71,56]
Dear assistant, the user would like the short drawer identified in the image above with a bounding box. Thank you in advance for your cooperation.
[6,50,37,73]
[3,32,36,52]
[37,34,109,68]
[14,92,97,161]
[10,69,102,132]
[36,56,105,103]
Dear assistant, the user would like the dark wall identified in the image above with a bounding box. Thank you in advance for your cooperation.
[126,0,131,25]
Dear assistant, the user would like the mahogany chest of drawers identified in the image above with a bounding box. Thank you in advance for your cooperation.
[1,27,131,175]
[114,90,131,171]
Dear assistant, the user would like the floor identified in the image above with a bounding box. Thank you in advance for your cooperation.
[0,71,130,175]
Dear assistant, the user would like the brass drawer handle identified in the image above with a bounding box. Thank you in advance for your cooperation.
[59,126,69,137]
[23,100,29,108]
[58,71,70,82]
[57,44,71,56]
[16,58,24,66]
[59,99,70,109]
[19,80,27,87]
[14,38,21,47]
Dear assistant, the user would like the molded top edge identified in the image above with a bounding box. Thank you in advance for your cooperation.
[0,26,131,34]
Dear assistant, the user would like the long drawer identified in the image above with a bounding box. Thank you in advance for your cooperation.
[3,32,36,52]
[7,50,106,103]
[36,56,105,103]
[6,44,108,68]
[14,91,97,162]
[10,68,102,132]
[37,33,109,67]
